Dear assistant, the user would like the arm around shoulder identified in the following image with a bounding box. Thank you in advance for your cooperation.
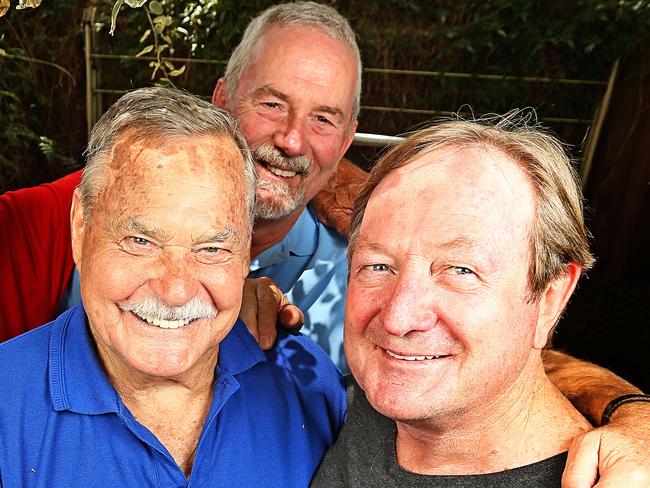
[544,349,650,487]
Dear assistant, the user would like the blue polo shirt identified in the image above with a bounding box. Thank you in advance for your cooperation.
[0,305,346,487]
[62,206,349,372]
[249,206,348,371]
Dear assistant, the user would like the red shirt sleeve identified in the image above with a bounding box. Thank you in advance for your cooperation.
[0,169,82,341]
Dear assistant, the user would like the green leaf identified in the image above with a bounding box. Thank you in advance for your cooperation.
[139,29,151,44]
[0,48,6,56]
[109,0,124,36]
[164,60,175,70]
[124,0,147,7]
[135,44,154,57]
[151,62,160,79]
[168,65,186,77]
[176,26,189,36]
[149,0,163,15]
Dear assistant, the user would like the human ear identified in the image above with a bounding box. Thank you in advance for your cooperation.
[70,188,86,266]
[533,262,582,349]
[212,78,228,108]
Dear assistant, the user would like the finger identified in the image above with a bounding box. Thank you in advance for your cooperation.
[255,279,281,349]
[239,278,259,341]
[278,304,304,330]
[562,432,601,488]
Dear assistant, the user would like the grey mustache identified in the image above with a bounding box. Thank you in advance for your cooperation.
[252,144,312,176]
[119,296,217,322]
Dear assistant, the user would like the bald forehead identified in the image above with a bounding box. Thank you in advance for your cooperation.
[246,24,358,116]
[378,144,534,205]
[363,144,537,245]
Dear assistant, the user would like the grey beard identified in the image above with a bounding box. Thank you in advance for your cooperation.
[254,179,307,220]
[251,144,311,220]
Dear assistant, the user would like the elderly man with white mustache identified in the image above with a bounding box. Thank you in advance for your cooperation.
[0,87,345,486]
[1,3,650,485]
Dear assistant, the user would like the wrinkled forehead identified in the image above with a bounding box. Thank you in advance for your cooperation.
[91,133,248,222]
[105,133,243,186]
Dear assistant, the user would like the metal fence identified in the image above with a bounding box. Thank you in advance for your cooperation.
[82,7,617,187]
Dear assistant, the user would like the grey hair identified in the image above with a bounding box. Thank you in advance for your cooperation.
[224,1,362,122]
[349,111,595,302]
[81,86,257,233]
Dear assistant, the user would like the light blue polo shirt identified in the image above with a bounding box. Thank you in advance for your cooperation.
[0,305,346,487]
[62,206,349,372]
[249,206,348,372]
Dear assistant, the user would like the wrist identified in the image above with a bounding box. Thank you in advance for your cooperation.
[602,393,650,425]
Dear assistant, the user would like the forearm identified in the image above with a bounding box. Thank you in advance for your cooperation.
[543,349,642,425]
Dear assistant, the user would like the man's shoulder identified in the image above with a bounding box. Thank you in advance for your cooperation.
[311,376,395,487]
[0,320,57,427]
[0,306,80,391]
[0,320,55,373]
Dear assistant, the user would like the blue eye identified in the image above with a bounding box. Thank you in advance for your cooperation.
[120,236,161,257]
[316,115,332,125]
[201,246,221,253]
[193,245,232,265]
[131,236,151,246]
[452,266,474,275]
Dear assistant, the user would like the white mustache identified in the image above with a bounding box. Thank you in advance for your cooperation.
[252,144,312,176]
[119,296,217,322]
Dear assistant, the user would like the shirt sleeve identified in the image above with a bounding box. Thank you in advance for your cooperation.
[0,170,82,340]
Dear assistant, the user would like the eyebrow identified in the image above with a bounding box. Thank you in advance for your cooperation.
[437,236,482,253]
[254,85,345,121]
[354,236,388,254]
[121,217,170,242]
[254,85,290,103]
[118,218,241,246]
[355,235,483,255]
[194,227,241,246]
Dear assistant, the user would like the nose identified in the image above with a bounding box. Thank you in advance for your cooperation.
[272,113,307,157]
[149,246,199,307]
[380,272,438,337]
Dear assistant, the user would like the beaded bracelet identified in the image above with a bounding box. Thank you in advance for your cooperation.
[601,393,650,425]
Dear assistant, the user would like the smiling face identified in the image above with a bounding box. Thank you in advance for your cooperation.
[71,134,250,381]
[345,144,551,424]
[216,24,358,220]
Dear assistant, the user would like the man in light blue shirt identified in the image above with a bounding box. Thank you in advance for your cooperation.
[249,205,348,370]
[60,2,361,372]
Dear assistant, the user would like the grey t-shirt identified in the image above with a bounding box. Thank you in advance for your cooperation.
[311,377,567,488]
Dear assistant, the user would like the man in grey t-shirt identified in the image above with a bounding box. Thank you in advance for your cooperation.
[313,117,600,486]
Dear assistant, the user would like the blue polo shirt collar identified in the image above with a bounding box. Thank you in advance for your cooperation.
[49,305,266,415]
[249,206,318,271]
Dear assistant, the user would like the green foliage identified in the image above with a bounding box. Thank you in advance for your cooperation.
[0,0,83,192]
[2,0,650,190]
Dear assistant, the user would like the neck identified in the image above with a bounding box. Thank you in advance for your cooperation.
[395,358,591,475]
[97,345,217,477]
[250,205,305,259]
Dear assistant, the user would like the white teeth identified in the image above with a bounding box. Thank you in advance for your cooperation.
[386,349,444,361]
[139,315,192,329]
[268,165,297,178]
